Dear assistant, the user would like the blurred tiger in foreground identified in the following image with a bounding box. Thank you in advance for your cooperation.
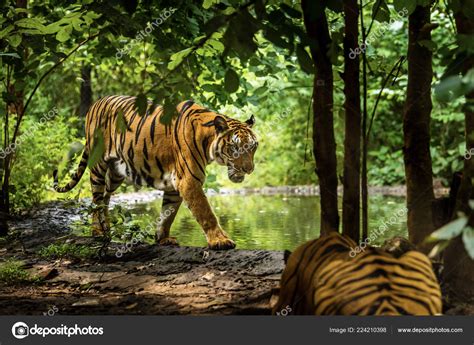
[53,95,257,250]
[273,232,442,315]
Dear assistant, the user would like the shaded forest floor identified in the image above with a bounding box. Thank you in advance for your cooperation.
[0,190,473,315]
[0,201,283,315]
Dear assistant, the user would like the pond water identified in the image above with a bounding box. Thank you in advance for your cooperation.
[74,194,408,251]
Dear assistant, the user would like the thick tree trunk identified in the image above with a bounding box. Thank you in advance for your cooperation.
[443,3,474,300]
[403,5,435,250]
[342,0,361,243]
[301,0,339,234]
[79,65,92,117]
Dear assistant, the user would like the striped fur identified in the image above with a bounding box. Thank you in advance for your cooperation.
[53,95,257,250]
[273,232,442,315]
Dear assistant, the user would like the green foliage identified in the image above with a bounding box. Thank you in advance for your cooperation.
[0,0,471,209]
[0,259,37,285]
[38,243,97,260]
[9,113,83,210]
[428,201,474,259]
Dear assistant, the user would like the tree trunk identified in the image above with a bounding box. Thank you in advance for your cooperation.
[301,0,339,235]
[79,65,92,117]
[0,0,27,236]
[403,4,435,250]
[443,2,474,300]
[342,0,361,243]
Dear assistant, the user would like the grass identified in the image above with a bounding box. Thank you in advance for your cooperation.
[0,259,37,285]
[37,243,97,260]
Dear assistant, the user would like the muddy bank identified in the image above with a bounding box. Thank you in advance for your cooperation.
[0,200,284,315]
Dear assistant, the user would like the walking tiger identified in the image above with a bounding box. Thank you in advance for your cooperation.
[53,95,258,250]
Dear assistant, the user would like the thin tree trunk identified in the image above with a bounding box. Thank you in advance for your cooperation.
[443,2,474,300]
[79,65,92,117]
[403,4,435,250]
[0,0,27,236]
[301,0,339,234]
[342,0,361,242]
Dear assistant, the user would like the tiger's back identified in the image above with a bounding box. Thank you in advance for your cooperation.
[274,232,442,315]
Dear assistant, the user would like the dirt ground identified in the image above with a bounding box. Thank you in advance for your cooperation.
[0,195,472,315]
[0,200,284,315]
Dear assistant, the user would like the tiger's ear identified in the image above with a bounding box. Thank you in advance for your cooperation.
[203,115,229,133]
[245,115,255,127]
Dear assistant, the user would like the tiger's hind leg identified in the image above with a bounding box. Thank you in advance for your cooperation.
[155,190,182,246]
[90,163,109,237]
[104,168,125,222]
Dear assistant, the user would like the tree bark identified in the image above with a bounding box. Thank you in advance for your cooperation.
[342,0,361,242]
[443,2,474,300]
[301,0,339,234]
[79,65,92,117]
[403,4,435,250]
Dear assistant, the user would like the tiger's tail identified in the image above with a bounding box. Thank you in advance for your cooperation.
[53,149,89,193]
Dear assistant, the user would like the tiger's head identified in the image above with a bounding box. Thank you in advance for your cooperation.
[205,115,258,183]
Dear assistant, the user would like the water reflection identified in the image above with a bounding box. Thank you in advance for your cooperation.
[91,194,407,251]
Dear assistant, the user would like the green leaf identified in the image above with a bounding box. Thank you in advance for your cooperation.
[135,93,148,116]
[0,52,20,58]
[56,28,70,42]
[372,0,390,22]
[428,240,451,258]
[0,25,14,39]
[15,18,46,33]
[8,34,21,48]
[168,47,192,70]
[203,0,220,9]
[462,226,474,259]
[224,68,239,93]
[393,0,416,15]
[87,129,105,169]
[434,75,467,102]
[159,100,176,125]
[296,44,314,74]
[428,216,468,241]
[115,110,128,133]
[469,199,474,210]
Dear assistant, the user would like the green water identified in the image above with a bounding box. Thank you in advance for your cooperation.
[98,194,408,251]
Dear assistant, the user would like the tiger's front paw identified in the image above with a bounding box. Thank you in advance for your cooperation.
[208,238,236,250]
[158,237,179,246]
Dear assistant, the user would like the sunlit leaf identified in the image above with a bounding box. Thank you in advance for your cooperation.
[8,34,22,48]
[428,216,468,241]
[462,226,474,259]
[168,47,192,70]
[56,28,70,42]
